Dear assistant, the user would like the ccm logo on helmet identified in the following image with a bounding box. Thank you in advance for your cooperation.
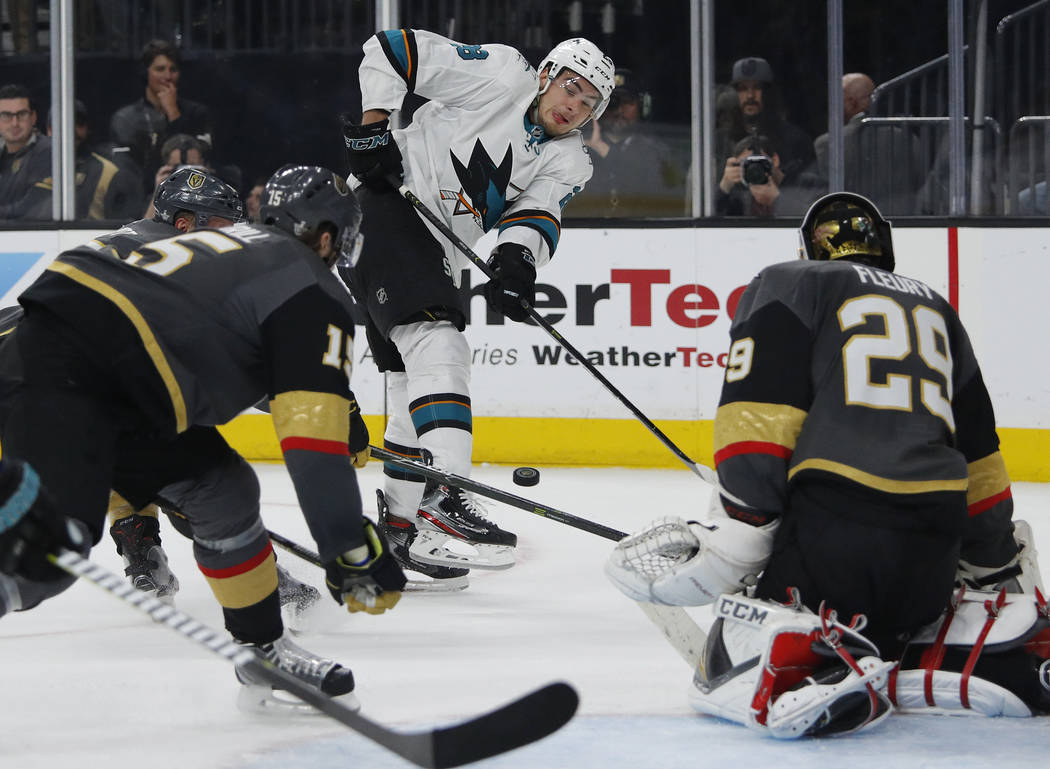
[717,596,769,625]
[344,134,390,151]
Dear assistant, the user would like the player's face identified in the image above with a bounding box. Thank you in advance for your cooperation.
[537,68,601,135]
[147,55,180,93]
[0,97,35,146]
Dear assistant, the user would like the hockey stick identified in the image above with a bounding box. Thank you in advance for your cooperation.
[267,528,323,567]
[371,445,627,542]
[395,183,709,481]
[48,549,579,768]
[370,446,708,667]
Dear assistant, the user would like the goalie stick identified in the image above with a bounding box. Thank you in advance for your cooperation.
[395,182,709,482]
[370,446,709,668]
[48,549,579,768]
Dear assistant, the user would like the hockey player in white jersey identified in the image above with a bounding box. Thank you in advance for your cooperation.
[340,30,614,586]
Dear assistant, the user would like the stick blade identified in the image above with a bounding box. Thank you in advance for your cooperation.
[430,681,578,769]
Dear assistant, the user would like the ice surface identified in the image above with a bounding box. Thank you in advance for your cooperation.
[2,463,1048,769]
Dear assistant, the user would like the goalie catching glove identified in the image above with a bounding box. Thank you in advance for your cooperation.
[325,518,407,615]
[484,244,536,322]
[605,514,778,605]
[341,116,403,191]
[0,458,90,583]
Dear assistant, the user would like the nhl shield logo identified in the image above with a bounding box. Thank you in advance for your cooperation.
[187,171,206,189]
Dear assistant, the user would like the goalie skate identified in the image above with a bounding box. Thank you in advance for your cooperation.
[407,482,517,570]
[235,634,360,715]
[377,491,469,592]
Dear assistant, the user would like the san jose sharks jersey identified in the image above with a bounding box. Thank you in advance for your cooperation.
[358,28,593,277]
[714,258,1012,559]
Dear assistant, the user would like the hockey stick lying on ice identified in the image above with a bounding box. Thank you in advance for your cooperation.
[48,549,579,768]
[370,445,708,669]
[395,182,709,482]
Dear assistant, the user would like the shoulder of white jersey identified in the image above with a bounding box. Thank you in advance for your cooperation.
[544,131,594,185]
[368,28,534,98]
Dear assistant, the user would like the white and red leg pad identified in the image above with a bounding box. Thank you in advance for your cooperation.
[890,587,1050,717]
[688,593,893,738]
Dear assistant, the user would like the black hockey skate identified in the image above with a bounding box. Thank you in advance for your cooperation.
[276,563,324,633]
[377,490,469,592]
[235,634,358,713]
[109,514,179,602]
[417,482,518,547]
[405,482,517,571]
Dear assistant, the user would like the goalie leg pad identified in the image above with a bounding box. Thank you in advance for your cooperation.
[894,588,1050,716]
[689,593,892,739]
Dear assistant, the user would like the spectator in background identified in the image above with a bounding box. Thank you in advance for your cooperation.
[716,134,816,217]
[20,100,144,221]
[814,73,924,216]
[244,176,267,222]
[575,69,686,217]
[717,57,814,187]
[110,39,213,196]
[0,84,51,220]
[142,133,213,219]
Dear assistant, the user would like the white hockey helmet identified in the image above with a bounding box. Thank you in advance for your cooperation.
[539,38,615,120]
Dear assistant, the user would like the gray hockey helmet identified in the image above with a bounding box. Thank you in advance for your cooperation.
[799,191,895,272]
[153,167,246,227]
[259,165,363,268]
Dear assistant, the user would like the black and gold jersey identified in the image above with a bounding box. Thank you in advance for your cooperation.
[86,218,178,260]
[714,258,1011,543]
[18,222,365,559]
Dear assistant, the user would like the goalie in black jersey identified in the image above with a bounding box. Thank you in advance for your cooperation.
[607,192,1048,737]
[0,165,406,709]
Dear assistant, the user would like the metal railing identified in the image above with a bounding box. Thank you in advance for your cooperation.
[1,1,377,57]
[1003,116,1050,214]
[994,0,1050,131]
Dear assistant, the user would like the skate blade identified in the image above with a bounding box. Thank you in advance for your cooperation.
[408,530,515,570]
[404,572,470,593]
[132,582,177,606]
[236,683,361,716]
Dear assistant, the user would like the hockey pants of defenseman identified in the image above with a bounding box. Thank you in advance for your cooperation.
[109,426,284,644]
[153,450,283,645]
[381,320,473,521]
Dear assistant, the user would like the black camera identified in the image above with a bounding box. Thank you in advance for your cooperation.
[742,155,773,186]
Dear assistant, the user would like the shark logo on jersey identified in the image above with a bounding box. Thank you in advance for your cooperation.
[447,140,513,232]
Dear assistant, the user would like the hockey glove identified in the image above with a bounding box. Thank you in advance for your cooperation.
[0,458,89,582]
[324,518,406,615]
[347,395,370,469]
[484,243,537,323]
[341,116,403,191]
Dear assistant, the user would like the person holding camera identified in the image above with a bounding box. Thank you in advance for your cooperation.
[717,134,817,217]
[575,68,686,217]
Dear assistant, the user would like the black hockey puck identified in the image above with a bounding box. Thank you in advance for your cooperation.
[512,467,540,487]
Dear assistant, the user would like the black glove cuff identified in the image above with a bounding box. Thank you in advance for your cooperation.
[348,403,370,455]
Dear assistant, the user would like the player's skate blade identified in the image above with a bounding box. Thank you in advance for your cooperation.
[236,684,362,716]
[403,568,470,593]
[408,529,516,570]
